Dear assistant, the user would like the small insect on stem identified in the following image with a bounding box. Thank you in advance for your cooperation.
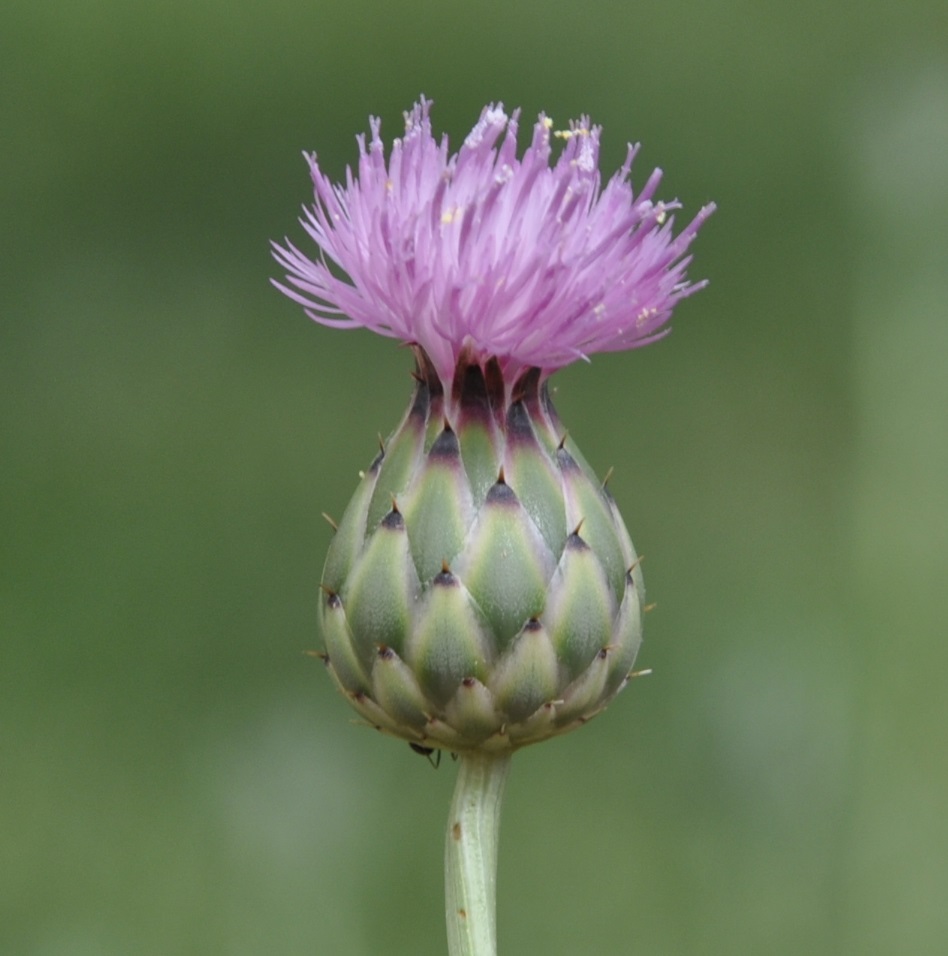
[409,742,443,768]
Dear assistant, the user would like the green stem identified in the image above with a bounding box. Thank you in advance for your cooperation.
[444,751,513,956]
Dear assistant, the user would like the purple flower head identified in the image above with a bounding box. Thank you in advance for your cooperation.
[273,98,714,390]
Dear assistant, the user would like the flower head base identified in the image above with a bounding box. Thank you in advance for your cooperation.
[273,98,714,391]
[317,350,647,753]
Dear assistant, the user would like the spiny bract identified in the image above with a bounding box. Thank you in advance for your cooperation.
[319,349,644,753]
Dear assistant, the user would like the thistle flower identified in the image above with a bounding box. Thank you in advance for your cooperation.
[275,97,712,393]
[274,97,712,956]
[273,98,712,754]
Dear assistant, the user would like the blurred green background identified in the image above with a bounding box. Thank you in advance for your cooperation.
[3,1,947,953]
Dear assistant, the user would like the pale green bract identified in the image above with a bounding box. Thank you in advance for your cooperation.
[319,349,644,754]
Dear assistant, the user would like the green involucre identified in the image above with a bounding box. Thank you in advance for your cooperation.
[317,352,645,753]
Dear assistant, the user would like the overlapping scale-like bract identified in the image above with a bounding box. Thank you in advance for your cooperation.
[319,351,645,753]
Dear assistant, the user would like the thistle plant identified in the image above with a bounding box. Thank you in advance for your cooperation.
[273,98,713,956]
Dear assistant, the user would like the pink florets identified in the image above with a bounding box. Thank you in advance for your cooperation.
[273,97,714,388]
